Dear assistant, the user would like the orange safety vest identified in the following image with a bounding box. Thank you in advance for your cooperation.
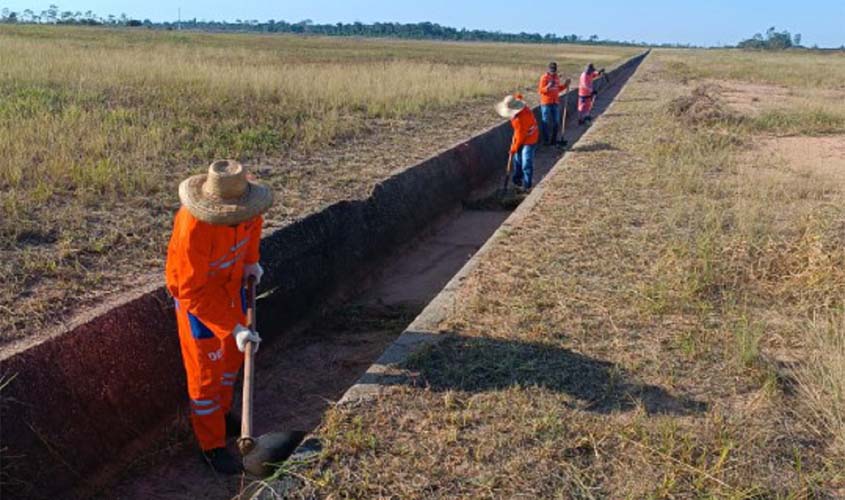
[165,207,263,339]
[537,72,561,104]
[510,106,540,154]
[538,72,567,105]
[579,70,601,97]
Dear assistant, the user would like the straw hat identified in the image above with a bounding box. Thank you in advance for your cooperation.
[495,94,527,119]
[178,160,273,225]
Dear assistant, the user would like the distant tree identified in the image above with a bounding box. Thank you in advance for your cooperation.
[793,33,802,47]
[1,8,20,23]
[738,27,793,50]
[46,4,58,23]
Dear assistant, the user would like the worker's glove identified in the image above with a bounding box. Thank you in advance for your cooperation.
[599,68,606,74]
[233,324,261,353]
[243,263,264,285]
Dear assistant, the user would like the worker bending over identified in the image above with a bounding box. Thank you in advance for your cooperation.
[165,160,273,474]
[578,63,605,125]
[496,93,539,191]
[537,61,571,146]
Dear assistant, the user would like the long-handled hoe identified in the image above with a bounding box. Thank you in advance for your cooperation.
[238,276,306,477]
[592,71,610,111]
[498,152,514,198]
[558,90,570,148]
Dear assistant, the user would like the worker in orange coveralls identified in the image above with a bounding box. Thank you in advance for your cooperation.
[496,93,540,190]
[165,160,273,474]
[537,61,571,146]
[578,63,606,125]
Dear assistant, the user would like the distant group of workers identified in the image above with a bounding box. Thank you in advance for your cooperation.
[495,62,605,191]
[164,61,607,477]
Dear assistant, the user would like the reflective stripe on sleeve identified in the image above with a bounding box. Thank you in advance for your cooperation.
[217,251,245,270]
[193,405,220,416]
[230,237,250,252]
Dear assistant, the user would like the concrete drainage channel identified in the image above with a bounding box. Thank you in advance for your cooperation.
[0,52,647,500]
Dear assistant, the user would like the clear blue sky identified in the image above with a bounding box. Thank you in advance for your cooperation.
[2,0,843,47]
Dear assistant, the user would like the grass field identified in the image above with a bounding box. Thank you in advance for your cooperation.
[286,49,845,498]
[0,25,636,348]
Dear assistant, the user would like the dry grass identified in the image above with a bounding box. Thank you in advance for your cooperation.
[657,48,845,90]
[658,49,845,137]
[285,50,845,498]
[794,316,845,457]
[0,24,636,349]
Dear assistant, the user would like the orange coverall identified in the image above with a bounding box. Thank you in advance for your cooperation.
[165,207,263,451]
[510,106,540,154]
[578,70,602,113]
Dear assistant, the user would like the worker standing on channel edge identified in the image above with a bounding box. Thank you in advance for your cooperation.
[496,93,540,191]
[537,61,570,146]
[578,63,605,125]
[165,160,273,474]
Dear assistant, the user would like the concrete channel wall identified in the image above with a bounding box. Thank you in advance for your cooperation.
[0,52,647,499]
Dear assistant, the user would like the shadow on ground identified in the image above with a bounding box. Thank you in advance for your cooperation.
[395,334,707,416]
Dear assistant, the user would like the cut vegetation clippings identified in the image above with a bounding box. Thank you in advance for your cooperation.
[667,85,739,125]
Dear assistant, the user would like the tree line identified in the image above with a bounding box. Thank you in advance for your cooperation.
[1,6,837,50]
[0,4,694,47]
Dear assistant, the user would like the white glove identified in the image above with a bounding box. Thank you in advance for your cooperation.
[243,263,264,285]
[233,324,261,353]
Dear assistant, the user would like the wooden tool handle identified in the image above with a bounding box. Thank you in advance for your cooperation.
[238,275,258,456]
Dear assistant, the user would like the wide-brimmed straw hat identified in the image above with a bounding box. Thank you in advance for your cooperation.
[495,94,527,119]
[179,160,273,225]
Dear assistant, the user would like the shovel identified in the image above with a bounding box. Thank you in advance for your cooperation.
[237,275,306,476]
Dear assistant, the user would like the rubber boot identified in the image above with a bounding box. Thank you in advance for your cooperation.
[202,447,243,475]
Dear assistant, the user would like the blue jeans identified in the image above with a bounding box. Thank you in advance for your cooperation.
[540,104,559,144]
[512,143,536,188]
